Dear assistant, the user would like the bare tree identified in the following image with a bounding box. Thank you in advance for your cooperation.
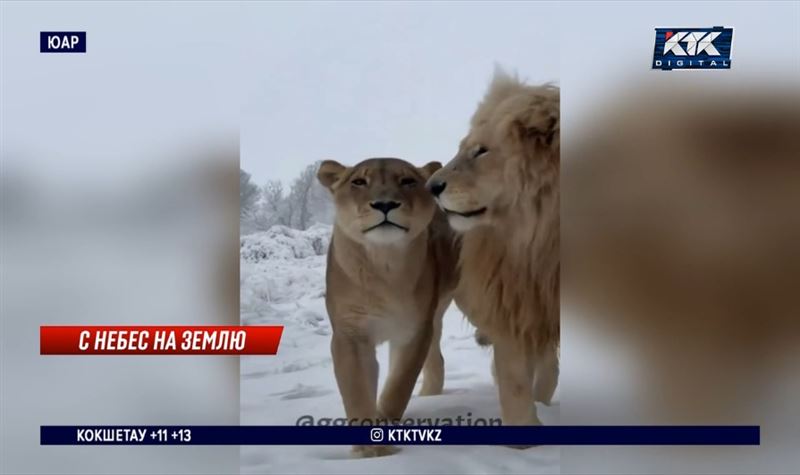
[240,163,333,234]
[287,162,324,230]
[307,171,334,225]
[259,180,291,227]
[240,169,261,218]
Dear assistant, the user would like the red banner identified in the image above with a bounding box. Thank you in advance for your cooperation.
[40,326,283,355]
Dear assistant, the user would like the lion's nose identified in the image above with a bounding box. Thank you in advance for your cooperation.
[370,201,401,214]
[428,181,447,197]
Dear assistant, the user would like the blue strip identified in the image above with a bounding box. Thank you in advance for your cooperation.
[40,425,760,445]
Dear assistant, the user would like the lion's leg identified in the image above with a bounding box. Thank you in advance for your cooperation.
[331,331,398,458]
[331,331,379,422]
[492,338,540,426]
[533,344,559,405]
[378,321,433,420]
[420,300,448,396]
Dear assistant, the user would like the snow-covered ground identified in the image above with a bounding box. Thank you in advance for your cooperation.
[240,224,559,474]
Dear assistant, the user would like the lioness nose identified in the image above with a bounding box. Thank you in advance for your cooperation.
[370,201,401,214]
[428,181,447,197]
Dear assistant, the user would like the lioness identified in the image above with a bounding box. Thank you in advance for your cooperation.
[427,72,560,426]
[317,158,458,457]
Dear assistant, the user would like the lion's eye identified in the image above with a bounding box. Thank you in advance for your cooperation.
[399,177,417,187]
[474,146,489,158]
[351,178,367,187]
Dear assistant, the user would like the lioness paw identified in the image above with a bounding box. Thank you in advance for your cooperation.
[351,445,400,458]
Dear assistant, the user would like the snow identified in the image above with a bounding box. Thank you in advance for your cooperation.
[240,224,560,474]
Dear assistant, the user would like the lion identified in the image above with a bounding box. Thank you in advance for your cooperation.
[427,71,560,426]
[317,157,459,457]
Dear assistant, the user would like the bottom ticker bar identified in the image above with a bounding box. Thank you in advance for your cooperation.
[40,425,760,446]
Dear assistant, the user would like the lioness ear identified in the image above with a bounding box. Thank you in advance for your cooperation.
[418,161,442,180]
[317,160,347,189]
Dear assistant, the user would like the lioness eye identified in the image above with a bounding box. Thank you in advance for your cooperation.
[474,146,489,158]
[400,177,417,187]
[351,178,367,187]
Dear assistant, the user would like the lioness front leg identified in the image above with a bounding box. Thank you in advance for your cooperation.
[331,331,397,458]
[493,338,540,426]
[331,331,379,422]
[378,321,433,420]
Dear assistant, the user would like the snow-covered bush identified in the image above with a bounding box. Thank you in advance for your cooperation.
[240,224,331,262]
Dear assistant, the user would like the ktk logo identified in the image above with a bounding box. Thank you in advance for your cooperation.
[652,26,733,70]
[663,31,721,56]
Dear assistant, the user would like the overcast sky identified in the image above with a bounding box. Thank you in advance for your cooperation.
[239,2,560,185]
[240,0,798,185]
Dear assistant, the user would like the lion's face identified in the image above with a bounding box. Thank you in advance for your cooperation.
[426,127,515,232]
[427,74,559,233]
[318,158,442,245]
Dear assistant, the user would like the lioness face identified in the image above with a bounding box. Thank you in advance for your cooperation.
[427,80,559,233]
[318,158,442,245]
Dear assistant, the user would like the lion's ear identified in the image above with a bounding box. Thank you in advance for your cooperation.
[418,161,443,180]
[317,160,347,189]
[513,114,558,149]
[510,90,559,151]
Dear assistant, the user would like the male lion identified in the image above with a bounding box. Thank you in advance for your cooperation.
[317,158,458,457]
[427,72,560,426]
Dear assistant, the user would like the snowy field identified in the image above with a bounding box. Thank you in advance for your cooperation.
[240,225,559,474]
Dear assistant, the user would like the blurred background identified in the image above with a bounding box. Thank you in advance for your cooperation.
[1,2,241,473]
[560,1,800,473]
